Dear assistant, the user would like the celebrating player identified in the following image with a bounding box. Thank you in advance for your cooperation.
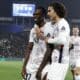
[36,2,70,80]
[70,26,80,80]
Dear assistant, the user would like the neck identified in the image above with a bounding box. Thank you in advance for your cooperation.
[52,16,62,23]
[38,20,45,28]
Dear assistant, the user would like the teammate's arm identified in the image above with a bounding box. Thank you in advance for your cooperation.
[45,26,70,45]
[36,43,54,79]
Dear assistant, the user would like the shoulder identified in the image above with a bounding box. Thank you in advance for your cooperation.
[70,36,74,39]
[40,22,52,32]
[59,18,69,27]
[30,27,35,34]
[45,21,52,26]
[59,18,70,31]
[43,21,52,29]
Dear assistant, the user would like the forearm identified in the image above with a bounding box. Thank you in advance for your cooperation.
[38,44,54,71]
[23,42,33,68]
[47,35,67,45]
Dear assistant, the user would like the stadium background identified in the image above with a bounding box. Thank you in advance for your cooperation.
[0,0,80,80]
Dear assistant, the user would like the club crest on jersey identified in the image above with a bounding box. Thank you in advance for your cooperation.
[34,38,39,43]
[61,26,65,31]
[47,33,51,37]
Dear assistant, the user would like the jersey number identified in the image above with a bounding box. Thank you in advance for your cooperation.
[26,73,31,80]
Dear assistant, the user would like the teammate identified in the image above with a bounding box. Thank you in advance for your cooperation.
[21,6,47,80]
[21,6,55,80]
[36,2,70,80]
[69,26,80,80]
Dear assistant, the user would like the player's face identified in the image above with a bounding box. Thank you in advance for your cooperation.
[47,6,56,21]
[33,9,42,21]
[72,28,79,36]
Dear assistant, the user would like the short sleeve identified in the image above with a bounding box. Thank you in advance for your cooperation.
[29,29,34,42]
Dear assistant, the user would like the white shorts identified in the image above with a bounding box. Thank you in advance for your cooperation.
[69,59,76,70]
[70,58,80,70]
[41,64,50,79]
[24,64,50,80]
[47,63,69,80]
[69,50,80,69]
[24,72,37,80]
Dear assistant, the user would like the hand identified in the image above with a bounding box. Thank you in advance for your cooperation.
[36,71,42,80]
[69,44,74,51]
[21,66,26,79]
[45,37,49,43]
[35,27,45,39]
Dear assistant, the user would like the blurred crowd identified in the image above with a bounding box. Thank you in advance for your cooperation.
[0,31,29,58]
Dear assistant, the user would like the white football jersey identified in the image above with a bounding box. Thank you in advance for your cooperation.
[70,36,80,59]
[26,22,54,73]
[47,18,70,63]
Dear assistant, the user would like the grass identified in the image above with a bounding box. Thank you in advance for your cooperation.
[0,61,73,80]
[0,61,23,80]
[65,68,73,80]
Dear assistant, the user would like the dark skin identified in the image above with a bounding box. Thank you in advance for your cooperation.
[34,9,45,28]
[36,43,54,80]
[21,8,46,79]
[21,42,33,79]
[36,2,67,80]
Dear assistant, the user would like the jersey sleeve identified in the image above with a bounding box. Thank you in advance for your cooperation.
[29,29,34,42]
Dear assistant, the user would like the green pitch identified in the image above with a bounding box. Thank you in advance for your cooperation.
[0,61,23,80]
[0,61,73,80]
